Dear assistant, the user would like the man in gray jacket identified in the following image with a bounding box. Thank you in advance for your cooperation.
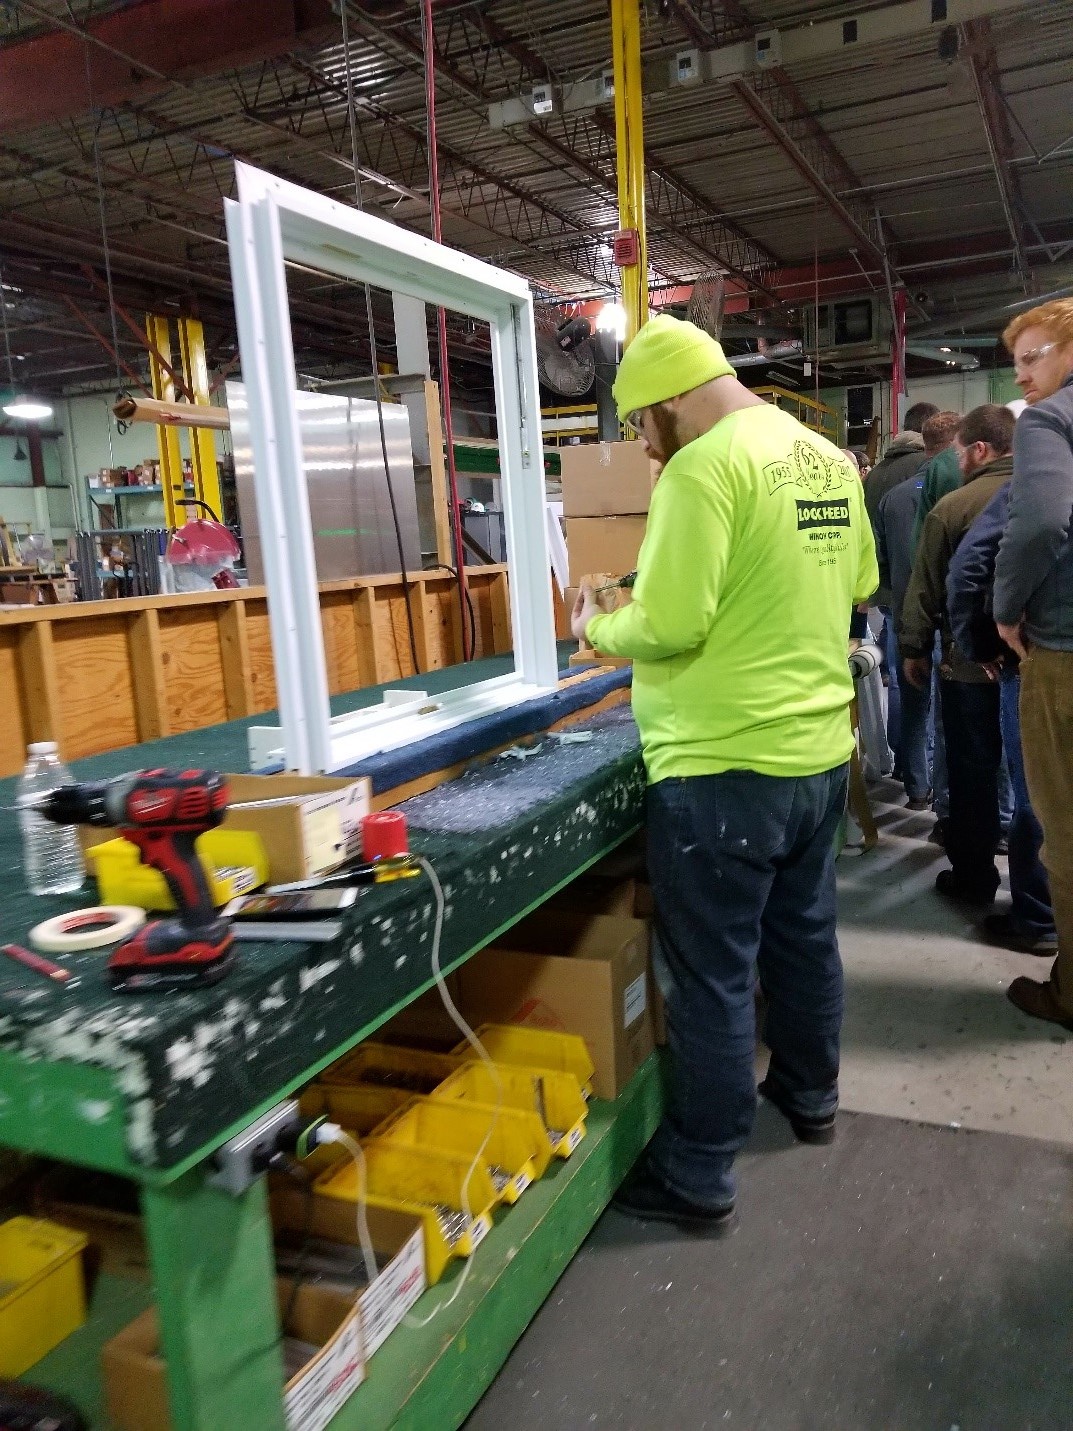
[993,300,1073,1029]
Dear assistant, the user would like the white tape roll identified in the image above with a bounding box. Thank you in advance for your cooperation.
[30,906,147,954]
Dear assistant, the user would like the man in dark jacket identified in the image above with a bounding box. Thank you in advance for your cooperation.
[875,410,960,811]
[864,401,938,533]
[992,299,1073,1029]
[900,404,1016,904]
[947,484,1056,953]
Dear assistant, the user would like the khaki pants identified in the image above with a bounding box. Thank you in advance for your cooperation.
[1020,648,1073,1013]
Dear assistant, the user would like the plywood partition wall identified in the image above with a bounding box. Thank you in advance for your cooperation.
[0,567,513,778]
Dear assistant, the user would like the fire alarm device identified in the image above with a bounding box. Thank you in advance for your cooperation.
[532,83,554,116]
[612,229,640,268]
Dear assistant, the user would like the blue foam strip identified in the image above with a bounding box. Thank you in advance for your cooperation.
[330,664,633,794]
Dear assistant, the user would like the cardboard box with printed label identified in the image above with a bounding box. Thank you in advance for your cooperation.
[102,1279,366,1431]
[566,515,647,586]
[457,911,655,1100]
[269,1191,426,1360]
[79,773,372,886]
[560,441,656,517]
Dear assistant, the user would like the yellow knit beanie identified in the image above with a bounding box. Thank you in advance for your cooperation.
[612,315,735,420]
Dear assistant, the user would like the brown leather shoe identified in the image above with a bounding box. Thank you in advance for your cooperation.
[1006,976,1073,1032]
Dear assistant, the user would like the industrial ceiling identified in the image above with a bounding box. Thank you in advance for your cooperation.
[0,0,1068,393]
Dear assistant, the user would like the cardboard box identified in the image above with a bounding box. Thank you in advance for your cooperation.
[103,1279,366,1431]
[270,1190,426,1359]
[566,515,647,585]
[458,911,655,1100]
[224,774,371,882]
[560,441,656,517]
[80,773,371,886]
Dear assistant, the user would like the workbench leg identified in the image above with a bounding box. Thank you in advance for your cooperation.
[142,1171,286,1431]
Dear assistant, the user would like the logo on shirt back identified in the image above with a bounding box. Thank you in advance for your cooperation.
[796,500,851,530]
[764,439,851,500]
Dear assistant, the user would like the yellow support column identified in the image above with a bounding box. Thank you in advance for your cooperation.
[178,317,224,521]
[611,0,648,345]
[146,314,186,529]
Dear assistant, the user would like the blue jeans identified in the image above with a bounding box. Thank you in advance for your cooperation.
[1000,673,1055,936]
[939,678,1002,891]
[892,628,931,801]
[931,643,949,819]
[882,614,902,764]
[646,765,848,1209]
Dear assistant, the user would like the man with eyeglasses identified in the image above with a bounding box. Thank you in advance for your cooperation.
[570,314,878,1231]
[992,300,1073,1029]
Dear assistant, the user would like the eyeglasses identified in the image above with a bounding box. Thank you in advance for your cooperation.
[624,409,645,436]
[1015,341,1058,369]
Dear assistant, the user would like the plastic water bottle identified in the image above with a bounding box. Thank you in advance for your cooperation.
[17,742,85,897]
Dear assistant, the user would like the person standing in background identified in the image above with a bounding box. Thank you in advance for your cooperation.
[900,405,1015,905]
[992,300,1073,1027]
[874,410,961,813]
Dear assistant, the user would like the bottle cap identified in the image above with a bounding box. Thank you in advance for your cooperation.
[27,742,58,755]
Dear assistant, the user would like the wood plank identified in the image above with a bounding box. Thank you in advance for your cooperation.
[242,601,278,714]
[0,632,28,774]
[353,586,385,687]
[409,577,434,676]
[127,608,171,741]
[53,617,138,760]
[489,569,512,655]
[217,602,254,720]
[157,608,229,735]
[320,593,361,697]
[15,620,62,748]
[424,380,454,567]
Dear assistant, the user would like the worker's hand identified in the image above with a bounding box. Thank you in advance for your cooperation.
[571,583,602,643]
[997,619,1030,662]
[980,659,1004,682]
[903,656,931,690]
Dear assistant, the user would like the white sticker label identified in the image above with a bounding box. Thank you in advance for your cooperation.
[512,1171,532,1198]
[358,1231,426,1358]
[283,1309,364,1431]
[566,1123,584,1154]
[624,972,648,1026]
[468,1214,490,1249]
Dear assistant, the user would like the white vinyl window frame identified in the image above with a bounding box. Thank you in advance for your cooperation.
[224,163,558,774]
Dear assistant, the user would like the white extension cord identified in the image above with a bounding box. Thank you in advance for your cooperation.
[402,854,504,1325]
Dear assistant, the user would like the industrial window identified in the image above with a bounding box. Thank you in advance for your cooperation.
[225,164,558,775]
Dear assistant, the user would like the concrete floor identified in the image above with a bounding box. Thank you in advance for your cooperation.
[467,780,1073,1431]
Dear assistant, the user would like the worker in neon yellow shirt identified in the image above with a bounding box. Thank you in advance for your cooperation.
[572,316,878,1232]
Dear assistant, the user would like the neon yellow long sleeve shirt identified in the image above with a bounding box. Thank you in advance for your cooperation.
[586,404,879,783]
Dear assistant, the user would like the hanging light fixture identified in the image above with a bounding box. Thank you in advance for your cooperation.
[13,440,26,462]
[0,262,51,422]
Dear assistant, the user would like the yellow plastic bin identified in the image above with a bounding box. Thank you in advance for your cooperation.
[319,1043,463,1094]
[455,1024,596,1098]
[296,1083,413,1177]
[377,1096,552,1203]
[86,829,269,910]
[432,1062,588,1159]
[316,1139,497,1262]
[0,1217,88,1377]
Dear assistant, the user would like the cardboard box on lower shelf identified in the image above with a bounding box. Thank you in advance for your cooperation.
[457,910,655,1100]
[270,1193,426,1359]
[103,1278,368,1431]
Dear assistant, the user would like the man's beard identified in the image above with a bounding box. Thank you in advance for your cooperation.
[648,403,683,465]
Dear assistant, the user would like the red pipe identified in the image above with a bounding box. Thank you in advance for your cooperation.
[421,0,473,661]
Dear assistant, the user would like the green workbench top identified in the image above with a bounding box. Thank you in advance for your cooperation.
[0,652,644,1179]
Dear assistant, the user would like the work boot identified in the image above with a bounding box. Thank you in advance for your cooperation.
[906,790,933,812]
[758,1079,837,1144]
[980,912,1058,956]
[935,869,999,906]
[611,1157,736,1235]
[1007,976,1073,1032]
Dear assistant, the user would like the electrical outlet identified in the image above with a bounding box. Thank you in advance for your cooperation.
[210,1099,301,1196]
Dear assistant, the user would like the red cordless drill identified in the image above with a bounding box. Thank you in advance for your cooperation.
[34,769,235,991]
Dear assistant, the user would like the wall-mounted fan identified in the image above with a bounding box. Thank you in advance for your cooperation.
[535,312,596,398]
